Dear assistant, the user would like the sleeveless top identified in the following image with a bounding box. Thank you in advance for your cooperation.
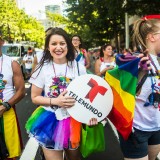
[0,54,15,102]
[99,57,116,72]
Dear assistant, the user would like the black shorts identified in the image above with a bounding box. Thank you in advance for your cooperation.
[119,128,160,158]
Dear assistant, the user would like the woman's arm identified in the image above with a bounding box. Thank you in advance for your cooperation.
[31,85,75,108]
[8,61,25,106]
[84,51,90,69]
[94,59,102,76]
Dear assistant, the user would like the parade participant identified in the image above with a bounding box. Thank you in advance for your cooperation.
[71,35,90,69]
[25,27,97,160]
[94,44,116,77]
[118,15,160,160]
[22,47,34,80]
[0,33,25,159]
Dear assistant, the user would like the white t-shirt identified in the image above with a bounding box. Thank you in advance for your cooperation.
[29,60,86,120]
[133,54,160,131]
[23,54,34,69]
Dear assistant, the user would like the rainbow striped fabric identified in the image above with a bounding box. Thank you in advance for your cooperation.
[26,106,81,149]
[105,54,140,140]
[75,49,85,62]
[0,108,22,158]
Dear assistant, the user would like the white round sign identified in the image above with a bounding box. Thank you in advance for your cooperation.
[66,74,113,124]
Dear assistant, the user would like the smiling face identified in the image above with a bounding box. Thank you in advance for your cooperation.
[48,34,68,64]
[72,36,81,48]
[103,45,113,56]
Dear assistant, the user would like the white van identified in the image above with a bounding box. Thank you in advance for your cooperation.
[2,43,30,78]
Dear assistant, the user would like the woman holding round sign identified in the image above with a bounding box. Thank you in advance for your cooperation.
[25,27,98,160]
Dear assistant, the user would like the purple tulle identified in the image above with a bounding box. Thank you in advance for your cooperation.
[53,118,70,149]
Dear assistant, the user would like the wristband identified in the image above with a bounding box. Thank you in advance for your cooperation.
[2,102,11,111]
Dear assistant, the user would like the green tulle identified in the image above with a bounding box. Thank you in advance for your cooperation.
[25,107,45,131]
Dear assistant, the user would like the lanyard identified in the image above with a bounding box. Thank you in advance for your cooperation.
[52,62,67,78]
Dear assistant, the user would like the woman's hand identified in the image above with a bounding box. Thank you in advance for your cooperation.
[137,50,152,71]
[0,105,7,117]
[87,118,98,126]
[56,90,76,108]
[108,65,114,70]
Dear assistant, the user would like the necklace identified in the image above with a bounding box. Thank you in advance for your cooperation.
[48,62,69,108]
[0,55,4,103]
[52,62,67,78]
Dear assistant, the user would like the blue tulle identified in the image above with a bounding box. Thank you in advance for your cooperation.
[30,110,59,148]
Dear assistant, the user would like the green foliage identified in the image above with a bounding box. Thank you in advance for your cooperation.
[46,12,69,28]
[66,0,125,48]
[126,0,160,16]
[0,0,45,47]
[65,0,160,48]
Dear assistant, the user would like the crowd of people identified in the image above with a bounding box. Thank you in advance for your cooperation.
[0,15,160,160]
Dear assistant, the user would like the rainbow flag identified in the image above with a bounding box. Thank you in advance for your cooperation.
[105,54,140,140]
[75,49,85,62]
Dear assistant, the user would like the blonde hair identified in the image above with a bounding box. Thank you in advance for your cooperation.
[132,18,160,50]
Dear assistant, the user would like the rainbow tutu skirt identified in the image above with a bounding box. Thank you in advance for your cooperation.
[25,106,81,150]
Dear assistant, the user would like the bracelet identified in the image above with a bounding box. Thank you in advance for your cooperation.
[2,102,11,111]
[49,98,54,109]
[50,98,52,106]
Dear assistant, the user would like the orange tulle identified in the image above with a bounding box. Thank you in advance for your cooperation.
[70,117,82,148]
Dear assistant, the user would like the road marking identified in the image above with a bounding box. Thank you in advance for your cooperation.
[20,137,39,160]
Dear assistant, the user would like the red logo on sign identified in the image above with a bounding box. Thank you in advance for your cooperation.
[85,78,107,102]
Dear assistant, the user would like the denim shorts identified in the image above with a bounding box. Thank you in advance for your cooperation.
[119,128,160,158]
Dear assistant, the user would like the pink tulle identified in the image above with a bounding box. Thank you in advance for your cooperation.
[53,118,70,149]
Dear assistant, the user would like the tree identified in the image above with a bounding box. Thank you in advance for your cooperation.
[65,0,160,48]
[66,0,125,48]
[46,12,68,28]
[0,0,45,47]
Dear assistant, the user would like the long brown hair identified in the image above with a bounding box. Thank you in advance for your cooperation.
[33,27,75,77]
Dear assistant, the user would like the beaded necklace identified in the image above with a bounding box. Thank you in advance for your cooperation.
[47,62,69,110]
[52,62,67,78]
[0,55,5,104]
